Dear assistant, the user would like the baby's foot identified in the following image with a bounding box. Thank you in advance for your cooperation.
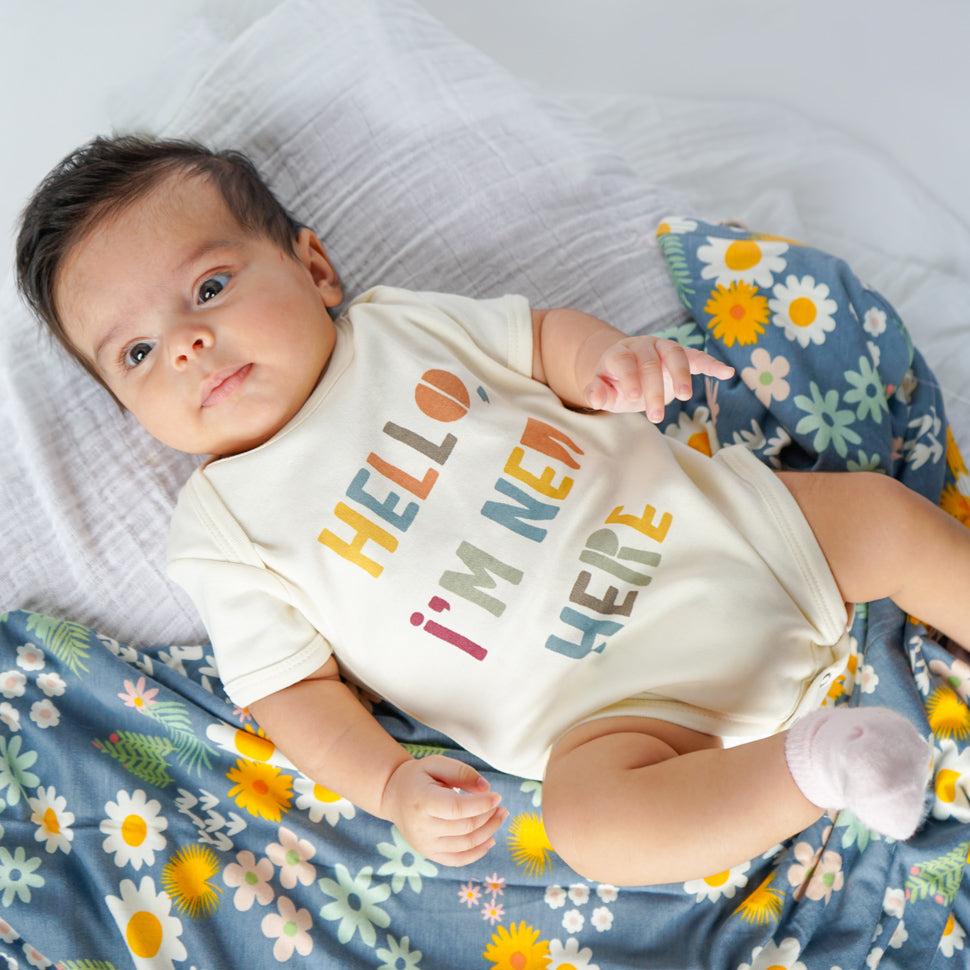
[785,706,934,840]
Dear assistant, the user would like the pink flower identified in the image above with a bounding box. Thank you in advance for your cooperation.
[267,826,317,888]
[262,896,313,960]
[224,850,275,911]
[483,873,506,896]
[481,902,505,925]
[788,841,844,903]
[459,882,481,908]
[118,676,159,710]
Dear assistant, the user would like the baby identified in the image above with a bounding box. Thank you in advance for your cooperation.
[18,136,964,887]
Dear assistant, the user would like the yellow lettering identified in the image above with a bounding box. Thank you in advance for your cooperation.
[606,504,672,542]
[318,503,398,577]
[504,447,573,500]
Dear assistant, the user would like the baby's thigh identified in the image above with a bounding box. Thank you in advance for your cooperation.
[549,715,722,769]
[541,716,722,881]
[543,715,722,818]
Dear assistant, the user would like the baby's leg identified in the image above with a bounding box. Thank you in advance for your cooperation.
[543,716,819,886]
[542,710,930,886]
[777,470,970,650]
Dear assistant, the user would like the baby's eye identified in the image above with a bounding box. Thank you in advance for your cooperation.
[122,341,155,369]
[198,273,230,304]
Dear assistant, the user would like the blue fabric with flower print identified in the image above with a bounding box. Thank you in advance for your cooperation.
[1,217,969,969]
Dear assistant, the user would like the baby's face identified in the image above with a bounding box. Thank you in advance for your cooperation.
[57,174,343,456]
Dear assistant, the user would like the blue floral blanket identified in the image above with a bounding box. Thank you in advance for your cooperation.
[2,218,969,969]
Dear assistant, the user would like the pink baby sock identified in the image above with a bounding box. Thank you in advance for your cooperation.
[785,706,934,840]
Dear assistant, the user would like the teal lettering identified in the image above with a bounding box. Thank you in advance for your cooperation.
[545,607,623,659]
[481,478,559,542]
[346,469,418,532]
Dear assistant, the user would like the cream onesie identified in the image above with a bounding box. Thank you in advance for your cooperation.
[168,286,852,780]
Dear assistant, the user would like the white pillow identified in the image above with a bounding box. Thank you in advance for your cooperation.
[0,0,688,647]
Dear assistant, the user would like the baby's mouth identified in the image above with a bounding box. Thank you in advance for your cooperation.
[201,364,253,407]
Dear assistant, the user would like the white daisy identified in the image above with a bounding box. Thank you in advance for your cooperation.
[770,274,838,347]
[105,876,187,970]
[206,722,296,768]
[292,776,356,825]
[683,861,750,902]
[548,937,599,969]
[697,235,788,288]
[656,216,698,235]
[101,789,169,869]
[29,785,75,855]
[932,739,970,822]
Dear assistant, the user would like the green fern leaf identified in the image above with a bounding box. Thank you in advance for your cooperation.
[25,614,92,676]
[143,700,217,774]
[402,743,448,759]
[93,731,175,788]
[905,843,968,905]
[656,234,696,309]
[60,961,120,970]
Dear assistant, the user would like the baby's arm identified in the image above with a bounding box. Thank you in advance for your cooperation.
[249,657,506,866]
[532,308,734,421]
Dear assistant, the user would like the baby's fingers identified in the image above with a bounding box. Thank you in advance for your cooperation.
[428,805,510,868]
[592,343,645,408]
[683,346,735,381]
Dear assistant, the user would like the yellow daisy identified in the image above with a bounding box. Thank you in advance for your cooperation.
[161,845,222,918]
[927,686,970,742]
[941,484,970,529]
[507,813,554,878]
[226,759,293,820]
[483,922,550,970]
[947,427,968,479]
[733,872,785,925]
[704,282,769,347]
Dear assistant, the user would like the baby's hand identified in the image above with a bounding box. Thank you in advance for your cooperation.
[380,755,507,867]
[585,335,734,422]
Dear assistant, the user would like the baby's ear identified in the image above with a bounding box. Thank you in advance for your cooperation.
[295,228,343,307]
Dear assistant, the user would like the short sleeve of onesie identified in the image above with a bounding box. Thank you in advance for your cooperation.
[168,472,334,707]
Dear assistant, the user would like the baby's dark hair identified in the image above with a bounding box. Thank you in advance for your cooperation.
[15,134,302,387]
